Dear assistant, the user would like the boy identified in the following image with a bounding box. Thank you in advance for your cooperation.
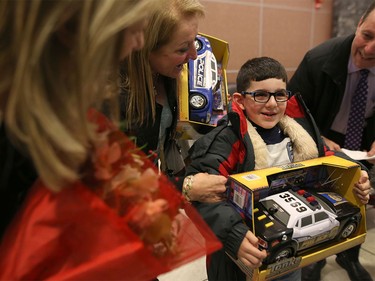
[185,57,370,281]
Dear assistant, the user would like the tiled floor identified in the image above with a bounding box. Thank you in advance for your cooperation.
[321,205,375,281]
[158,205,375,281]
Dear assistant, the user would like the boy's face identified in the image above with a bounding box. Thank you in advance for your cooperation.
[234,78,287,129]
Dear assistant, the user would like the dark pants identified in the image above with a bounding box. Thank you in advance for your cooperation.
[337,244,361,261]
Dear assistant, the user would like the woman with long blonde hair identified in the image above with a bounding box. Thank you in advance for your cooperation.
[0,0,157,268]
[120,0,228,203]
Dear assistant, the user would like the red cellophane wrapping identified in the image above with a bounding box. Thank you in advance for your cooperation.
[0,109,222,280]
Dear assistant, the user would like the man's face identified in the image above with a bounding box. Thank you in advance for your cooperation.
[352,10,375,69]
[234,78,287,129]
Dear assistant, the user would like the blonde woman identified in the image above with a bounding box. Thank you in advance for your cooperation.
[0,0,160,277]
[121,0,227,202]
[0,0,157,236]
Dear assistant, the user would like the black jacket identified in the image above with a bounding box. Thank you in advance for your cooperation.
[120,77,185,189]
[0,125,37,238]
[120,77,178,154]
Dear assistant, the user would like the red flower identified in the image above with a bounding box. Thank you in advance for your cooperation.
[90,129,176,251]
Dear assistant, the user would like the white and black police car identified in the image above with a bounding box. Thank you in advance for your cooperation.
[254,186,361,264]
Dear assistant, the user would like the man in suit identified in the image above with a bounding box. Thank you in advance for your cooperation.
[288,2,375,281]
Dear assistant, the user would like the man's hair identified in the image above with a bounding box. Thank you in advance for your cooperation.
[361,1,375,24]
[236,57,288,93]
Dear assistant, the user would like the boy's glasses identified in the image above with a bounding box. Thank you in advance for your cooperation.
[241,89,291,103]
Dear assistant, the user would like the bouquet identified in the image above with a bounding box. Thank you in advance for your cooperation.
[0,109,221,280]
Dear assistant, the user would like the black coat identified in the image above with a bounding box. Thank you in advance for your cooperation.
[0,124,37,238]
[120,77,185,189]
[120,77,178,154]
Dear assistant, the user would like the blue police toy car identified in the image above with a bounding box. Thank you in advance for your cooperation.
[188,35,218,123]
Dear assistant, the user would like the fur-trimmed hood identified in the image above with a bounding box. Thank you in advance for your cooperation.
[246,115,319,170]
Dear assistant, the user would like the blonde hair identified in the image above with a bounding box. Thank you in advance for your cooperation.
[121,0,205,128]
[0,0,158,191]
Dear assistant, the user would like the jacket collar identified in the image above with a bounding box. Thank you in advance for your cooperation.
[322,34,354,84]
[246,115,319,170]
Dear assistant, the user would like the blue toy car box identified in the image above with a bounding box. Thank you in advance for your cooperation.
[177,33,229,140]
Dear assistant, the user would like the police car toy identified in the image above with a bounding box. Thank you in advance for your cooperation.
[188,35,218,123]
[254,187,361,264]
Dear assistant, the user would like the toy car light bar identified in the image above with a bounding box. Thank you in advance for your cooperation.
[291,187,321,210]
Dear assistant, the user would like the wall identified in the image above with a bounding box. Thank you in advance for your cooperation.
[332,0,372,37]
[199,0,333,84]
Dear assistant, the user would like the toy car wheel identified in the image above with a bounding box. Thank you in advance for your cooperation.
[339,221,357,239]
[270,247,293,263]
[190,93,207,109]
[194,37,203,52]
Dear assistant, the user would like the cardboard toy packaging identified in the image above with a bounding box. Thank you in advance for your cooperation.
[226,155,367,281]
[176,33,229,140]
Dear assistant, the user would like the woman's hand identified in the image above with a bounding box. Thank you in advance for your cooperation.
[183,173,227,203]
[353,170,371,204]
[237,231,267,269]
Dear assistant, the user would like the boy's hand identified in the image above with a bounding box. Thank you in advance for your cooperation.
[237,231,267,269]
[322,136,341,151]
[353,170,371,204]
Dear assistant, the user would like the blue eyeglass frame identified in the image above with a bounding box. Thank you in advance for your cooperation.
[241,90,292,103]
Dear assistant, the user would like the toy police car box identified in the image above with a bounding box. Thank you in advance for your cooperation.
[226,155,367,281]
[176,33,229,140]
